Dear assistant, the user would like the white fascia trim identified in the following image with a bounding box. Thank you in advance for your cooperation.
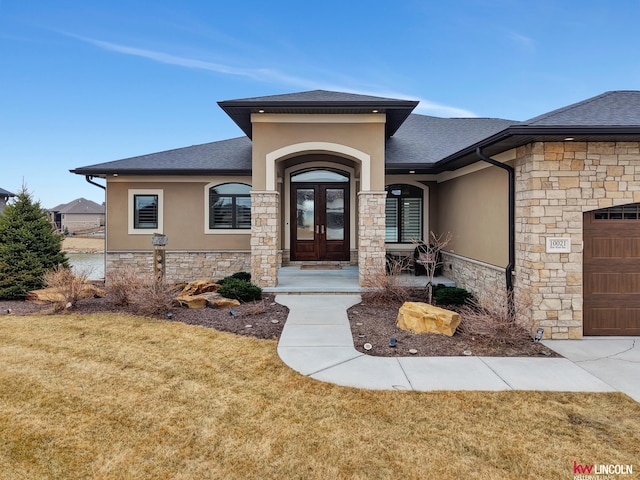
[266,142,371,191]
[128,189,163,235]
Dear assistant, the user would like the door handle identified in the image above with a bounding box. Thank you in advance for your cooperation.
[315,225,319,234]
[321,225,325,234]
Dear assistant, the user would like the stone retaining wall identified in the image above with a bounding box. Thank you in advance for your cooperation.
[106,251,251,284]
[440,252,505,299]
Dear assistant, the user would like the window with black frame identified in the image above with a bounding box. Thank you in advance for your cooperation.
[133,194,159,229]
[209,183,251,229]
[385,184,423,243]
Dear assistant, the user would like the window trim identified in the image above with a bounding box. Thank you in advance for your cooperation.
[204,182,252,234]
[128,189,163,235]
[385,184,424,244]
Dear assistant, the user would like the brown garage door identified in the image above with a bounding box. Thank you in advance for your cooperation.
[583,204,640,335]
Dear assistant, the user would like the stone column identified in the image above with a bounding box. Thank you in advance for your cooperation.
[358,191,387,286]
[250,191,280,288]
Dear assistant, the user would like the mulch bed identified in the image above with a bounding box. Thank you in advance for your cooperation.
[0,290,559,357]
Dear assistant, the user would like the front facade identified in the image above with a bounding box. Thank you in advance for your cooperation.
[73,90,640,338]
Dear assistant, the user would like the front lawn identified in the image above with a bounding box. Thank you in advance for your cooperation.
[1,314,638,479]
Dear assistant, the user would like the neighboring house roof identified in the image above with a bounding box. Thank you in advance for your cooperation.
[0,188,15,197]
[72,90,640,177]
[218,89,418,138]
[50,198,105,215]
[71,136,252,176]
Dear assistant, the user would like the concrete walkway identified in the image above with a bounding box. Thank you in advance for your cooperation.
[276,295,640,402]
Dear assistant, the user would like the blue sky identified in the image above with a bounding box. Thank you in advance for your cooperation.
[2,0,639,208]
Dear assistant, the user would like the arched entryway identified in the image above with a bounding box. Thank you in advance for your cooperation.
[583,203,640,335]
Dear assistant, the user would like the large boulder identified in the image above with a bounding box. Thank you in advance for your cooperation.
[179,280,220,296]
[396,302,460,337]
[175,292,240,309]
[26,284,105,304]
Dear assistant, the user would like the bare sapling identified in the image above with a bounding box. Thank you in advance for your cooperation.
[412,232,452,304]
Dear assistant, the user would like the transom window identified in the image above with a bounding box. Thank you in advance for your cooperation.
[209,183,251,229]
[291,169,349,183]
[385,184,423,243]
[134,194,159,229]
[594,204,640,220]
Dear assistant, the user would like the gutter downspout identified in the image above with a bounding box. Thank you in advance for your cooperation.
[85,175,106,191]
[475,147,515,296]
[84,175,107,281]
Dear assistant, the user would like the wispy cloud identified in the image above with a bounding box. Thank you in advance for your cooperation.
[508,32,535,52]
[67,33,476,117]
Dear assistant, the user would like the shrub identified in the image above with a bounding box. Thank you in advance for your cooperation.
[218,271,252,285]
[458,288,533,346]
[362,255,415,304]
[0,186,68,299]
[43,265,90,312]
[218,278,262,303]
[433,286,473,306]
[106,267,178,315]
[105,265,141,306]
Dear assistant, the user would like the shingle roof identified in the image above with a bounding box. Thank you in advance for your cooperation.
[386,115,515,168]
[0,188,15,197]
[51,198,104,215]
[218,89,418,138]
[72,90,640,177]
[71,137,252,176]
[521,91,640,126]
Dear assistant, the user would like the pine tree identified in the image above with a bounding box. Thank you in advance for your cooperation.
[0,186,68,299]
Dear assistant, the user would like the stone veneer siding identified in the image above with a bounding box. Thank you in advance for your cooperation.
[106,251,251,284]
[440,252,506,296]
[250,191,281,288]
[515,141,640,339]
[358,191,387,286]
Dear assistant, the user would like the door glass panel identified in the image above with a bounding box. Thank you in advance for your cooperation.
[326,188,344,241]
[296,189,315,240]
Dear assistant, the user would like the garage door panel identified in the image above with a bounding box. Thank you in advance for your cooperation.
[585,273,620,294]
[584,206,640,336]
[591,237,624,258]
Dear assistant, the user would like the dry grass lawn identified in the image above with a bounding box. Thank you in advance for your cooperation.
[62,237,105,253]
[1,314,639,479]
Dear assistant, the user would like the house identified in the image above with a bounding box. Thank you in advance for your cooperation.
[48,198,105,234]
[72,90,640,338]
[0,188,15,214]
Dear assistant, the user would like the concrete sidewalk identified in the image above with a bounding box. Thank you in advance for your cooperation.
[276,295,639,401]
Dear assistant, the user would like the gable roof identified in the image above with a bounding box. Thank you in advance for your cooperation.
[50,198,105,215]
[0,188,15,197]
[218,90,418,138]
[71,137,252,176]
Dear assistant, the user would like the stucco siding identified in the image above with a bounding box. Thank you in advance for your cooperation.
[435,163,509,267]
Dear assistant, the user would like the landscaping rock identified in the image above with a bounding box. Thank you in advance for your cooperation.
[179,280,220,296]
[396,302,460,337]
[175,292,240,309]
[26,285,105,304]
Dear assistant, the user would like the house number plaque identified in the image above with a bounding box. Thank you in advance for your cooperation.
[546,237,571,253]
